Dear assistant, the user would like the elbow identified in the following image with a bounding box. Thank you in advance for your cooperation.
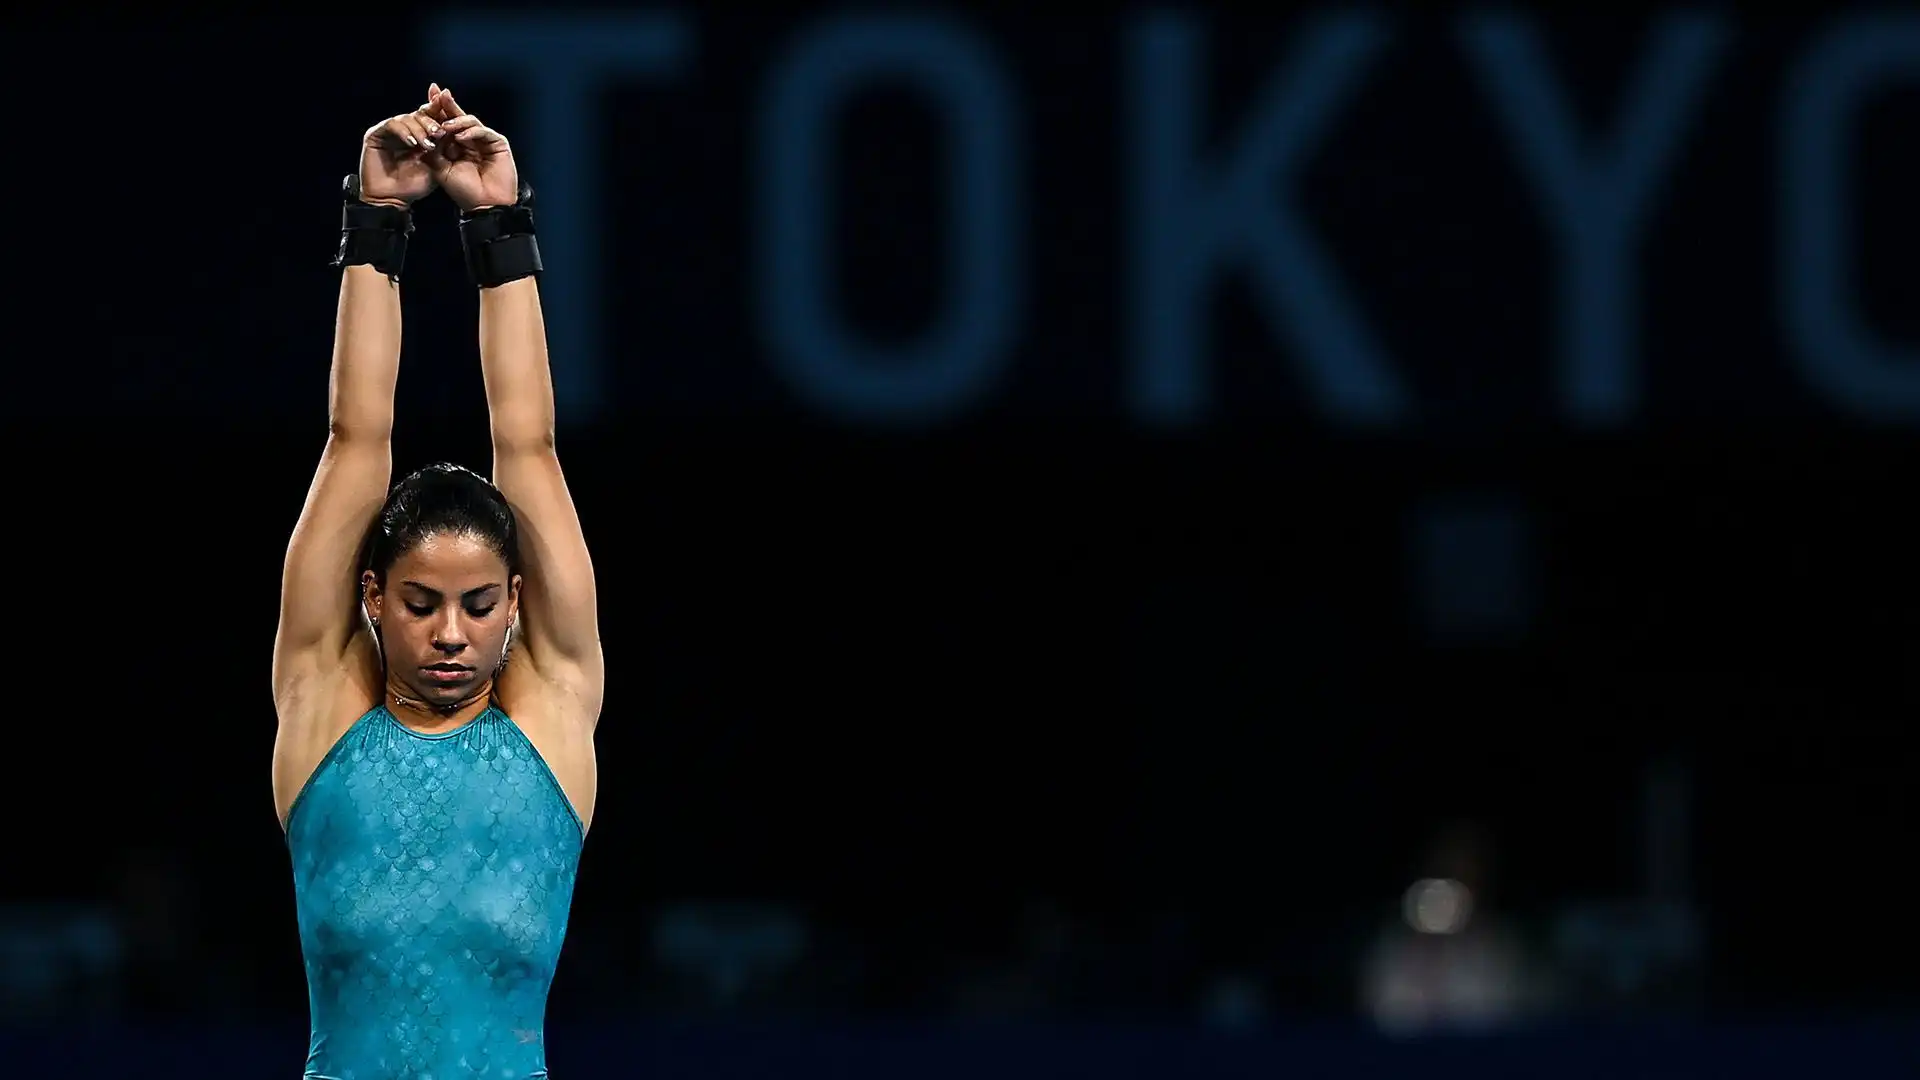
[491,425,556,456]
[327,416,393,446]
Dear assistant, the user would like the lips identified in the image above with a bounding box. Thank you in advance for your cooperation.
[421,664,474,683]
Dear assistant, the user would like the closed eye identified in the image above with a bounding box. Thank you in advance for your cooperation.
[404,603,433,617]
[466,604,497,618]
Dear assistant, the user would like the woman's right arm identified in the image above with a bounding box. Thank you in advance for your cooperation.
[270,264,401,714]
[272,105,443,718]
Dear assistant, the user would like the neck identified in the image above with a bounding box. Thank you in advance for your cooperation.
[385,679,496,731]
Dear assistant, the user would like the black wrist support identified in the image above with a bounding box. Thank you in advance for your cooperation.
[459,180,541,288]
[332,174,413,279]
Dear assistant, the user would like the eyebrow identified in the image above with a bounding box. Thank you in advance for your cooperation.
[399,581,503,599]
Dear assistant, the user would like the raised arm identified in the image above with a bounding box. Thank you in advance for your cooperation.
[481,279,603,693]
[272,107,446,710]
[272,267,398,677]
[432,90,604,715]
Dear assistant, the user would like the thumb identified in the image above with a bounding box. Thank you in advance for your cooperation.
[437,87,468,118]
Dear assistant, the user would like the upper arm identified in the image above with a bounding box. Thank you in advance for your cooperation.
[272,433,391,706]
[493,440,603,710]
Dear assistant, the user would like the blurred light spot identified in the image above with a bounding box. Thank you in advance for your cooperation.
[1403,878,1473,935]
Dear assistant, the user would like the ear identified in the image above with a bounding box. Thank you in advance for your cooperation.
[506,574,524,623]
[362,571,384,626]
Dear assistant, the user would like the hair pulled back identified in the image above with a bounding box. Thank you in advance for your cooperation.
[363,462,520,582]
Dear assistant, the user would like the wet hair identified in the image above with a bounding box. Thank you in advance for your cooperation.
[363,462,520,582]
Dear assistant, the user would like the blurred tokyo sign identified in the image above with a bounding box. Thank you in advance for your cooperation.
[428,13,1920,427]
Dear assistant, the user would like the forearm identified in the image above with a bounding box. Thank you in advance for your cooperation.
[329,265,404,441]
[477,277,556,449]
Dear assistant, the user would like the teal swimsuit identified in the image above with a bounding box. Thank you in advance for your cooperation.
[285,705,584,1079]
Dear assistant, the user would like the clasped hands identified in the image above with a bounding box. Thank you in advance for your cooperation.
[359,84,518,213]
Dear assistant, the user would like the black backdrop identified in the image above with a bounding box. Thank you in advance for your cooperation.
[2,5,1917,1038]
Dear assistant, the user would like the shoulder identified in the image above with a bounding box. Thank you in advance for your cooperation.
[494,656,600,830]
[275,627,384,729]
[496,643,603,733]
[273,632,385,827]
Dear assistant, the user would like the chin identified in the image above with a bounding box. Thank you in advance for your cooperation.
[412,679,478,706]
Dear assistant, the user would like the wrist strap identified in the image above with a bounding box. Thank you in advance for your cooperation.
[332,174,413,280]
[459,180,541,288]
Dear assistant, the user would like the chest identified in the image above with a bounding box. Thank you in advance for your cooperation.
[289,730,582,937]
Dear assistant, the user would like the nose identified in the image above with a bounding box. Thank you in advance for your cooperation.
[430,609,469,654]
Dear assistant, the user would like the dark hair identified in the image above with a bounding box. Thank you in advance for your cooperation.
[363,462,520,582]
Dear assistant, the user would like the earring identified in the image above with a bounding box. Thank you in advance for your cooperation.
[496,616,517,674]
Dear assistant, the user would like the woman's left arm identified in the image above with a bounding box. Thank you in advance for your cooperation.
[427,85,605,721]
[480,275,605,719]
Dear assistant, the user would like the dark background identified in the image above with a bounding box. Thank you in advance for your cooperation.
[2,5,1917,1077]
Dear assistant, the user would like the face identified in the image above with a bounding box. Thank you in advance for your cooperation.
[364,531,521,707]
